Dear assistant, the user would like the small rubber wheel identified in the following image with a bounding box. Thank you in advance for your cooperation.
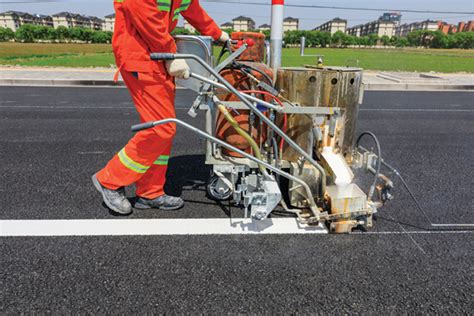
[206,175,233,201]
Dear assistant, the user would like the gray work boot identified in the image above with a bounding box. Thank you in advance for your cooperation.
[92,174,132,215]
[135,195,184,211]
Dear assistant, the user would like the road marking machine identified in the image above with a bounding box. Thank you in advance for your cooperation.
[132,32,473,233]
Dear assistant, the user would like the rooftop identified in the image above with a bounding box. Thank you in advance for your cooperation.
[232,16,255,22]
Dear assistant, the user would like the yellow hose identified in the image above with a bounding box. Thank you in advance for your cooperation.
[217,104,268,176]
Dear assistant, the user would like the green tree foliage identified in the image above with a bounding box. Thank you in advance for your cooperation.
[170,27,193,36]
[282,29,473,49]
[0,27,15,41]
[54,26,71,41]
[15,24,37,42]
[91,31,113,43]
[380,35,390,46]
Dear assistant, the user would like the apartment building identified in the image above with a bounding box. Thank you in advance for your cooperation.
[395,20,439,37]
[379,12,402,26]
[314,17,347,35]
[0,11,51,31]
[347,20,395,37]
[232,16,255,32]
[221,22,233,30]
[259,24,271,31]
[103,14,115,32]
[52,12,103,30]
[283,17,299,32]
[183,20,195,33]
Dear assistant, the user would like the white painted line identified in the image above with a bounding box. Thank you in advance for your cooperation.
[353,230,474,235]
[360,108,473,113]
[0,218,328,237]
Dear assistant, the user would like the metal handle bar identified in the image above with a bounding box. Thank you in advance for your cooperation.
[190,73,282,112]
[132,118,321,219]
[151,53,327,197]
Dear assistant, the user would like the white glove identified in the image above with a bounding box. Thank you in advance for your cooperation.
[165,59,190,80]
[219,31,230,43]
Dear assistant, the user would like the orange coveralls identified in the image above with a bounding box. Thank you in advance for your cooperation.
[97,0,222,199]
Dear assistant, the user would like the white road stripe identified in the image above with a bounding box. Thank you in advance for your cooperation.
[353,230,474,235]
[360,108,473,112]
[1,218,472,237]
[0,218,328,237]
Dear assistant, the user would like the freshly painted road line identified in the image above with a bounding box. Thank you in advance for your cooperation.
[0,218,328,237]
[1,218,472,237]
[360,108,473,112]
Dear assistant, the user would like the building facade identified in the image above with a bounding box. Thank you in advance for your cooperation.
[220,22,233,30]
[103,14,115,32]
[347,20,395,37]
[283,17,299,32]
[379,12,402,26]
[395,20,439,37]
[0,11,51,31]
[232,16,255,32]
[258,24,271,31]
[314,17,347,34]
[52,12,103,30]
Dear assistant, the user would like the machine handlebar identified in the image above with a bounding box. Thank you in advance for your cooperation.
[150,53,176,61]
[131,122,155,132]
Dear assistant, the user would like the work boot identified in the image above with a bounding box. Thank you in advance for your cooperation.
[135,195,184,211]
[92,174,132,215]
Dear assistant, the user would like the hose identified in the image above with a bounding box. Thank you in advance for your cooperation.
[356,131,381,200]
[216,103,269,178]
[240,89,288,153]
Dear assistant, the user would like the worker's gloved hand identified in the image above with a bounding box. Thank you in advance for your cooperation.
[165,59,190,80]
[218,31,230,43]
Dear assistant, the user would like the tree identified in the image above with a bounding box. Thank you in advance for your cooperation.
[407,30,423,47]
[367,34,379,46]
[54,26,71,42]
[170,27,192,36]
[380,35,390,46]
[15,24,37,42]
[394,37,408,47]
[331,30,347,47]
[91,31,112,43]
[0,27,15,42]
[449,32,474,49]
[431,31,449,48]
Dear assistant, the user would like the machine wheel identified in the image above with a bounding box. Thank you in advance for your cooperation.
[206,175,233,201]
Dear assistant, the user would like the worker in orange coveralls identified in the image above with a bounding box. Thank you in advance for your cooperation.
[92,0,229,215]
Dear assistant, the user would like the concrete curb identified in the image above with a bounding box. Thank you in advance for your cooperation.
[1,78,473,92]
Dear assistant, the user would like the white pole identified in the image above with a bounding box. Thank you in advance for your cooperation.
[270,0,284,69]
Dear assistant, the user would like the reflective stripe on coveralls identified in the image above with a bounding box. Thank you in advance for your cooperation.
[173,0,192,20]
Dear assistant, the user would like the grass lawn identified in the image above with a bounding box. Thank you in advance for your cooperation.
[1,42,473,73]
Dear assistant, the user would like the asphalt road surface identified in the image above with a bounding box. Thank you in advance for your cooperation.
[0,87,473,313]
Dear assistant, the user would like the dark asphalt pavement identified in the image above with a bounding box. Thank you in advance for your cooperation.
[0,87,473,313]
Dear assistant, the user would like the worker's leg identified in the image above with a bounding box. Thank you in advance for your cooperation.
[96,70,176,195]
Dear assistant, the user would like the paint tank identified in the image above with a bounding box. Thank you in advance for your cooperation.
[275,66,363,160]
